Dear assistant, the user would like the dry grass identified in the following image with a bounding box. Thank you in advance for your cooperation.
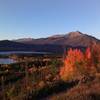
[49,80,100,100]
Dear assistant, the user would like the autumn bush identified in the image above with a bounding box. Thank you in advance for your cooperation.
[91,44,100,73]
[60,44,100,81]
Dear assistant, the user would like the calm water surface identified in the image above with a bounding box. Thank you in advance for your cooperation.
[0,58,16,64]
[0,51,51,64]
[0,51,50,55]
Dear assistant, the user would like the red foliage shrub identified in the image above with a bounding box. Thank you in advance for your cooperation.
[91,44,100,72]
[60,47,98,81]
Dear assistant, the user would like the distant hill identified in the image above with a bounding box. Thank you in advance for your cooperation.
[0,40,33,51]
[0,31,100,53]
[0,40,65,54]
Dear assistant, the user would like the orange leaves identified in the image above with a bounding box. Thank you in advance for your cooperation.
[66,48,84,65]
[60,47,93,81]
[85,47,91,59]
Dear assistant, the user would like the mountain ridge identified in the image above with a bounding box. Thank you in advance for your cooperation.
[0,31,100,53]
[13,31,100,46]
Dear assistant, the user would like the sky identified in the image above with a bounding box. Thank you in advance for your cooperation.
[0,0,100,40]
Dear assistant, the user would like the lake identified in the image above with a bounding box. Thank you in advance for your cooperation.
[0,51,52,64]
[0,51,51,55]
[0,58,16,64]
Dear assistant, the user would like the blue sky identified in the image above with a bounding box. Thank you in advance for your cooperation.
[0,0,100,40]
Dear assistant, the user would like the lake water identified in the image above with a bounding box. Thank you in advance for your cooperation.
[0,51,51,55]
[0,58,16,64]
[0,51,51,64]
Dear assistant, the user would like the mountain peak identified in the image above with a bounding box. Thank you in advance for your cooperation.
[67,31,83,38]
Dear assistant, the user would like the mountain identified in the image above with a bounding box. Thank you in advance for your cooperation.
[14,31,100,47]
[0,31,100,53]
[0,40,34,51]
[0,40,64,53]
[14,38,34,43]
